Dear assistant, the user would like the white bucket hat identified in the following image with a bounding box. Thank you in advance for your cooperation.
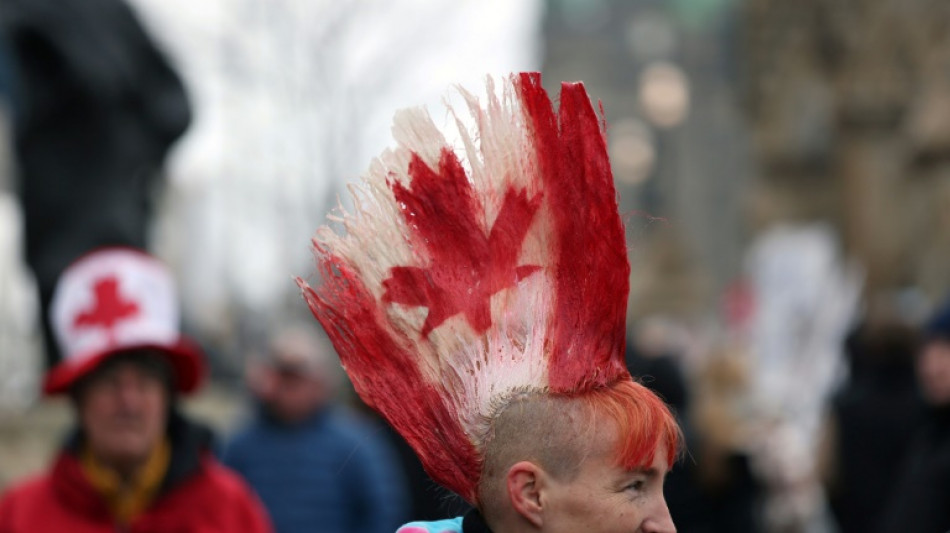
[44,247,204,395]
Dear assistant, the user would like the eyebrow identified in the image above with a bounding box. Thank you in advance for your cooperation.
[626,467,662,479]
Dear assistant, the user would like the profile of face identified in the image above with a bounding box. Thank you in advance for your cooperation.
[918,339,950,406]
[248,327,337,424]
[537,427,675,533]
[76,355,169,470]
[249,336,334,424]
[487,384,678,533]
[253,363,329,424]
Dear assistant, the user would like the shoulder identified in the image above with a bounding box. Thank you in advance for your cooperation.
[0,472,61,527]
[158,456,272,530]
[224,418,269,449]
[1,471,53,496]
[325,411,403,473]
[328,409,393,444]
[324,408,370,433]
[319,409,389,455]
[165,454,262,509]
[195,454,260,498]
[219,424,256,463]
[0,472,54,507]
[396,517,465,533]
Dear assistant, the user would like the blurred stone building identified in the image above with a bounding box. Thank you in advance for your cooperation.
[542,0,950,320]
[541,4,950,531]
[742,0,950,301]
[541,0,750,321]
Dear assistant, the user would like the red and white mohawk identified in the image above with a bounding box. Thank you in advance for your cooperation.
[298,72,632,503]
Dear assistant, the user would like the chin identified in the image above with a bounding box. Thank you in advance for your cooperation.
[921,383,950,405]
[928,394,950,406]
[101,439,153,464]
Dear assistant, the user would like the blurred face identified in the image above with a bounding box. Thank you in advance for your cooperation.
[254,363,329,424]
[77,359,168,470]
[542,426,675,533]
[918,339,950,406]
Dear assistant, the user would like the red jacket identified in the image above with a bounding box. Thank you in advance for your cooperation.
[0,413,272,533]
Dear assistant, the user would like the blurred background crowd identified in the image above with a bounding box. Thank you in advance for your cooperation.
[1,0,950,532]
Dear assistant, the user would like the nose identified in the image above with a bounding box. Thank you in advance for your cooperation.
[642,498,676,533]
[115,374,147,409]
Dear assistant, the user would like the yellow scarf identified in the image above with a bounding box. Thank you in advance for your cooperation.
[80,438,172,525]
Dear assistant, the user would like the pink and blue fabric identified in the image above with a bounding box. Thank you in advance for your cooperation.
[396,517,464,533]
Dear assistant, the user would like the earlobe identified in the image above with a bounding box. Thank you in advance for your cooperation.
[506,461,544,528]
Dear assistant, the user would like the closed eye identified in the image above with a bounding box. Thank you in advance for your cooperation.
[622,466,663,495]
[624,478,647,493]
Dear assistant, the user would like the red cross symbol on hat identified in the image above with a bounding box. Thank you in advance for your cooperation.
[73,276,140,339]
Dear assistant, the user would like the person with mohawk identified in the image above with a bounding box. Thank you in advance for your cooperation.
[297,72,680,533]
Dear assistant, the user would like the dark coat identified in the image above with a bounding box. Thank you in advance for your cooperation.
[878,406,950,533]
[0,0,191,366]
[829,322,925,533]
[223,407,408,533]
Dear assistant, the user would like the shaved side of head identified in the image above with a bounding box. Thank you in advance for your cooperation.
[476,379,681,522]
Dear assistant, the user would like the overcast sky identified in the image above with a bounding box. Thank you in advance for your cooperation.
[126,0,543,332]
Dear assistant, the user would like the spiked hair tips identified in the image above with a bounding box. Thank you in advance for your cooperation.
[298,72,672,503]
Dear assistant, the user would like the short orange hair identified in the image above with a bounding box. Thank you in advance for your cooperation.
[580,378,682,470]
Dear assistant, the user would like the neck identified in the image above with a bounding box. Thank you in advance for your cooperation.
[101,456,148,485]
[928,402,950,424]
[82,439,170,486]
[475,508,536,533]
[263,403,327,426]
[81,439,172,524]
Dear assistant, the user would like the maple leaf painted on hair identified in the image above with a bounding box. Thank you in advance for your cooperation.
[74,276,140,332]
[382,148,542,337]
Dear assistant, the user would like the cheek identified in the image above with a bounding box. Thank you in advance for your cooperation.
[79,394,115,427]
[148,396,167,423]
[139,389,169,430]
[923,346,950,372]
[602,499,644,532]
[920,353,950,392]
[287,380,320,403]
[557,491,642,533]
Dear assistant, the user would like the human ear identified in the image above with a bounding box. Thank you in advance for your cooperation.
[506,461,544,527]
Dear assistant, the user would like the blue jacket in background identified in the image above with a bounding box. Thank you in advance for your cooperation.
[222,407,409,533]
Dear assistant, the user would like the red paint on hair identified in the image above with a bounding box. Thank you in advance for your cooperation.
[383,149,542,337]
[301,73,659,504]
[516,72,630,393]
[298,253,481,502]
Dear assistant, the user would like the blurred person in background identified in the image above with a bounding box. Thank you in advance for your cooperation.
[624,319,705,531]
[222,323,409,533]
[0,0,191,369]
[825,315,924,533]
[879,297,950,533]
[627,318,764,532]
[352,398,472,523]
[690,348,764,533]
[0,248,271,532]
[0,35,13,114]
